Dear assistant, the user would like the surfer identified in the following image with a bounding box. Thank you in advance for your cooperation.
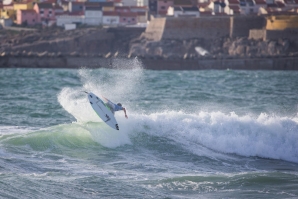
[103,97,128,119]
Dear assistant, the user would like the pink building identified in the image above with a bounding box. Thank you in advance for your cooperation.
[34,3,55,24]
[119,12,137,25]
[16,9,38,25]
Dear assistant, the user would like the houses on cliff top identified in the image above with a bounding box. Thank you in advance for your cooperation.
[0,0,298,28]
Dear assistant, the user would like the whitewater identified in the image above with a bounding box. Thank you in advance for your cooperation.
[0,58,298,198]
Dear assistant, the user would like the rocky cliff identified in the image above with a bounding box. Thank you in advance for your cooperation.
[1,26,298,60]
[129,36,298,59]
[0,27,144,57]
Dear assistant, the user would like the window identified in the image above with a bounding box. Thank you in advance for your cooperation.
[132,18,135,21]
[49,10,52,14]
[123,18,126,21]
[40,10,44,14]
[161,6,165,9]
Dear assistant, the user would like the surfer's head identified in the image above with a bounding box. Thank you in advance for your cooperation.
[117,103,122,107]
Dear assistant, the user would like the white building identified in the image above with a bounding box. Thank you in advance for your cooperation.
[168,6,200,17]
[122,0,148,6]
[56,13,85,26]
[85,7,103,25]
[102,12,120,26]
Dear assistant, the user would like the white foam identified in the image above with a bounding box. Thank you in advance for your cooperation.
[129,111,298,163]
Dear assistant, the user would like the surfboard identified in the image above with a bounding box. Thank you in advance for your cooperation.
[87,92,119,130]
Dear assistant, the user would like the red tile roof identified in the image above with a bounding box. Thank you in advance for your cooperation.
[197,2,209,8]
[229,5,240,10]
[254,0,266,4]
[119,12,137,17]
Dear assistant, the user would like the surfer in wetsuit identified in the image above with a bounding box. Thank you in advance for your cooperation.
[103,97,128,119]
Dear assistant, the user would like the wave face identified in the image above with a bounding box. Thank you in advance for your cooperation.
[1,62,298,198]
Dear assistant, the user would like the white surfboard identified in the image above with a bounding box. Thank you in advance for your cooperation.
[87,92,119,130]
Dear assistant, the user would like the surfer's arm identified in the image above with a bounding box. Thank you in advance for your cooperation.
[123,108,128,119]
[102,96,109,103]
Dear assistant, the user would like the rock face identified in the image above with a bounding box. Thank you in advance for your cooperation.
[0,27,297,59]
[129,36,298,59]
[0,27,144,57]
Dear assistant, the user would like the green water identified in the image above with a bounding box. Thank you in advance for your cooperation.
[0,64,298,198]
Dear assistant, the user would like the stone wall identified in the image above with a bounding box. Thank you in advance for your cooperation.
[144,16,266,41]
[230,16,265,38]
[144,16,230,41]
[249,29,266,40]
[249,28,298,40]
[142,17,166,41]
[266,15,298,30]
[266,29,298,40]
[162,17,230,40]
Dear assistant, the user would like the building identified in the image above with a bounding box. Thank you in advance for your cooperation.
[16,9,38,25]
[148,0,157,16]
[168,5,200,17]
[56,11,85,26]
[1,3,15,20]
[13,1,35,11]
[122,0,147,6]
[102,11,119,25]
[226,0,241,14]
[119,11,137,25]
[239,0,255,14]
[157,0,173,16]
[34,3,55,25]
[0,18,13,27]
[69,2,84,13]
[85,6,103,25]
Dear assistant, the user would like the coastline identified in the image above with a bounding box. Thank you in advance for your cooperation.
[1,55,298,70]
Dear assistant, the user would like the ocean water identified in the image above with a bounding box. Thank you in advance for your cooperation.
[0,59,298,198]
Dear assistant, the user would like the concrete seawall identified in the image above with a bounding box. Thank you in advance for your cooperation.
[1,56,298,70]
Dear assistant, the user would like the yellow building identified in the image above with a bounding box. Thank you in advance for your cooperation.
[266,15,298,30]
[13,1,35,10]
[1,9,16,20]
